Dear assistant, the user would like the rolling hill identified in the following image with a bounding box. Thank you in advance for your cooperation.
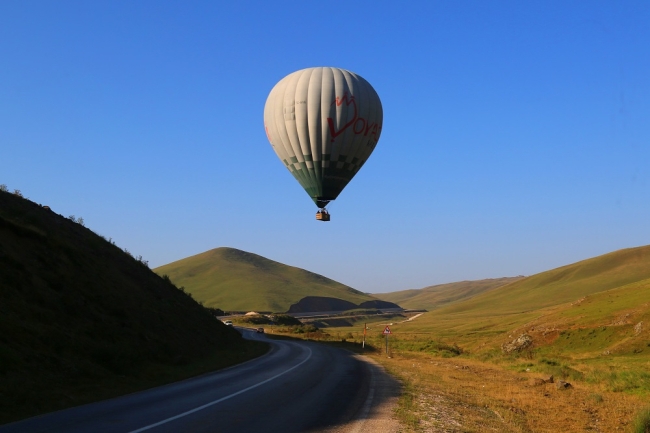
[393,245,650,355]
[438,245,650,317]
[0,190,264,424]
[375,277,525,310]
[154,247,388,312]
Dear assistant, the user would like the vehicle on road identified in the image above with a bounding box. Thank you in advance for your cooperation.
[223,320,233,326]
[256,327,264,333]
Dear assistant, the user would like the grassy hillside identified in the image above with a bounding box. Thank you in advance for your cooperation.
[439,245,650,318]
[154,247,377,312]
[377,246,650,342]
[0,190,266,424]
[375,277,524,310]
[507,276,650,359]
[370,245,650,354]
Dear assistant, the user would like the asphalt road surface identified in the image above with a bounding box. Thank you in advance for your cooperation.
[1,329,400,433]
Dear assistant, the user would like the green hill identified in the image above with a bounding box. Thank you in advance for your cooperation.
[154,247,379,312]
[510,276,650,359]
[375,277,524,310]
[394,245,650,351]
[439,245,650,318]
[0,190,265,424]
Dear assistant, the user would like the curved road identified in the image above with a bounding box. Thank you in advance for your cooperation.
[1,329,400,433]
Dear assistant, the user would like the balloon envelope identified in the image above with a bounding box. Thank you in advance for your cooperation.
[264,67,383,208]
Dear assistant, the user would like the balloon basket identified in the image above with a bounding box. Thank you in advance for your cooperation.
[315,210,330,221]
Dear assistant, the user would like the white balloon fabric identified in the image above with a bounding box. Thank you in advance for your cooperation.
[264,67,383,209]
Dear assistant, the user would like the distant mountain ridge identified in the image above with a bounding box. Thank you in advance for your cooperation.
[377,246,650,314]
[438,245,650,317]
[154,247,383,312]
[375,277,524,310]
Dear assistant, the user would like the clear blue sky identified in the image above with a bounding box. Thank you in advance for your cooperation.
[1,1,648,293]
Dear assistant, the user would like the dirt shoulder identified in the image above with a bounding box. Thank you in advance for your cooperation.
[323,355,402,433]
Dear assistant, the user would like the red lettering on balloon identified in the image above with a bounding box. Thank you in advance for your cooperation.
[326,92,382,142]
[327,92,358,142]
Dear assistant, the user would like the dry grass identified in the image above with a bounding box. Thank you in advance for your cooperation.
[369,351,645,432]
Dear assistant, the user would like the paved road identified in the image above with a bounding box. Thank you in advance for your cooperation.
[1,330,400,433]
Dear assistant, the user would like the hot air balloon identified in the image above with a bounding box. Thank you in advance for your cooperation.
[264,67,383,221]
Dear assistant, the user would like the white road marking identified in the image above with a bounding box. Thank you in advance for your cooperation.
[128,346,313,433]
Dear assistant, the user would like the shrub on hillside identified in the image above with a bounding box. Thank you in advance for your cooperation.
[282,324,319,334]
[204,307,225,317]
[239,315,272,325]
[539,359,584,381]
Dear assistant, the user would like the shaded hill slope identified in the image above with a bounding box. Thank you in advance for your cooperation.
[0,191,263,424]
[154,248,378,312]
[287,296,357,313]
[287,296,401,313]
[375,277,524,310]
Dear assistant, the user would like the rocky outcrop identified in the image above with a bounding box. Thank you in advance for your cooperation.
[501,333,533,353]
[635,321,644,335]
[542,375,554,383]
[530,378,546,386]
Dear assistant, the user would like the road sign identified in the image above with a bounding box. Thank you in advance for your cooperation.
[362,323,367,349]
[383,326,392,356]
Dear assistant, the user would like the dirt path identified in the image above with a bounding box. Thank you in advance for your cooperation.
[402,313,424,322]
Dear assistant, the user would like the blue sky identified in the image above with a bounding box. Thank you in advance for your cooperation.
[1,1,648,293]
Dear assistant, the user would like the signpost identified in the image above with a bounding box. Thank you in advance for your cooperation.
[362,323,367,349]
[383,325,392,356]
